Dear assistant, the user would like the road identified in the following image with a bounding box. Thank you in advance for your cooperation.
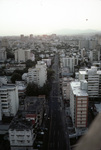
[48,54,70,150]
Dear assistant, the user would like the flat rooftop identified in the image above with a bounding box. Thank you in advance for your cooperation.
[71,81,88,97]
[9,115,33,130]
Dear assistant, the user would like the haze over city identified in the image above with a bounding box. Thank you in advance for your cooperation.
[0,0,101,36]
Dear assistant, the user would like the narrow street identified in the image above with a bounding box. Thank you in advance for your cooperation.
[48,54,70,150]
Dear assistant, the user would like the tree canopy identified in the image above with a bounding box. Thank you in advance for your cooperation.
[26,82,51,96]
[11,73,22,83]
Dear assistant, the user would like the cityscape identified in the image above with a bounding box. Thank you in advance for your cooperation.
[0,0,101,150]
[0,33,101,150]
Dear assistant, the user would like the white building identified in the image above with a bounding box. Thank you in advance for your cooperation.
[16,81,26,97]
[89,49,100,62]
[81,48,86,58]
[27,68,40,85]
[14,49,34,63]
[0,76,8,84]
[70,81,88,128]
[9,117,35,150]
[62,57,78,73]
[79,40,89,49]
[0,47,7,62]
[36,61,47,87]
[42,58,51,67]
[0,84,19,120]
[62,77,74,101]
[79,66,101,97]
[27,61,47,87]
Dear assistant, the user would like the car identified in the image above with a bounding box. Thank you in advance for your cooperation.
[39,127,48,131]
[38,131,44,135]
[37,144,43,148]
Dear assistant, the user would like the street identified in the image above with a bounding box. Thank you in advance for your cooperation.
[48,54,70,150]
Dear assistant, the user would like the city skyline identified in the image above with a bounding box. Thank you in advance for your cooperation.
[0,0,101,36]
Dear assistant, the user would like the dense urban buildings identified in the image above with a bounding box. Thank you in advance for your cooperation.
[0,33,101,149]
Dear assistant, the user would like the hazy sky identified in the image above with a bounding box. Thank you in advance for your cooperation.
[0,0,101,35]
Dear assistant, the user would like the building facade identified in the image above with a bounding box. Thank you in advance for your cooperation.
[89,49,100,62]
[15,49,34,63]
[9,116,35,150]
[79,66,101,98]
[27,61,47,87]
[0,84,19,120]
[0,47,7,62]
[62,57,78,73]
[70,81,88,128]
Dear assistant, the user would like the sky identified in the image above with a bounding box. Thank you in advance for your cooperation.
[0,0,101,36]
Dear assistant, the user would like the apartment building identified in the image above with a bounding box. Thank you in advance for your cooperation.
[79,66,101,97]
[16,81,26,97]
[27,61,47,87]
[0,84,19,120]
[9,116,35,150]
[0,76,8,84]
[81,48,86,58]
[27,68,39,85]
[89,49,100,62]
[62,57,78,73]
[14,49,34,63]
[79,40,89,49]
[62,77,74,101]
[89,40,98,50]
[70,81,88,128]
[79,39,97,50]
[9,95,45,150]
[25,96,45,127]
[0,47,7,62]
[42,58,51,67]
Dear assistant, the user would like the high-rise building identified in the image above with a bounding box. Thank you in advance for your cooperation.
[89,49,100,62]
[27,61,47,87]
[0,84,19,120]
[79,66,101,97]
[0,47,7,62]
[62,57,78,73]
[89,40,98,50]
[79,40,89,49]
[14,49,34,63]
[70,81,88,128]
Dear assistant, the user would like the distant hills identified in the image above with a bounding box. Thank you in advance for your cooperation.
[52,29,101,35]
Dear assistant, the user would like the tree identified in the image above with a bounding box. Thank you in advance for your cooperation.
[26,83,39,96]
[26,82,51,97]
[25,59,35,68]
[47,69,55,81]
[11,73,22,83]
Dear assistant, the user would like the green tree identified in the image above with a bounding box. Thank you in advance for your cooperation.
[11,73,22,83]
[26,82,51,97]
[26,83,39,96]
[25,59,35,68]
[47,69,55,80]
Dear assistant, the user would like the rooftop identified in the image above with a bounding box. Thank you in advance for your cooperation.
[71,81,88,97]
[9,115,33,130]
[0,84,17,90]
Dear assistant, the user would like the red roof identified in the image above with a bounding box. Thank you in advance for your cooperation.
[26,114,36,118]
